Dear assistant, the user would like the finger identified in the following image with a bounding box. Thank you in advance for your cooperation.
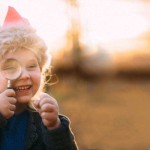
[41,112,58,120]
[40,93,57,105]
[5,110,15,119]
[8,97,17,104]
[38,99,59,115]
[42,118,52,127]
[33,100,40,108]
[40,92,50,99]
[39,97,58,108]
[5,89,16,97]
[41,103,57,113]
[42,117,60,128]
[9,104,16,111]
[39,98,53,108]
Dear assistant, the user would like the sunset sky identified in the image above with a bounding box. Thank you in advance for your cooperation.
[2,0,150,53]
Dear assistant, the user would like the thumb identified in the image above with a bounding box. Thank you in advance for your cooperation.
[33,100,40,109]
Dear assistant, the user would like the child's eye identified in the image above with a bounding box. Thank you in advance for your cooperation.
[27,64,38,69]
[28,65,36,68]
[3,66,16,70]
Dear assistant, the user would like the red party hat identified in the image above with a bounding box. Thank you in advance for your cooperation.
[0,5,29,27]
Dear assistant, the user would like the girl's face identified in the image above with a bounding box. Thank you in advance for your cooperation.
[0,49,41,103]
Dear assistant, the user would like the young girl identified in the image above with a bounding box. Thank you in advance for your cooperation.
[0,7,78,150]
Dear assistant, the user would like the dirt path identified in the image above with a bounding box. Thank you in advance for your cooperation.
[49,76,150,150]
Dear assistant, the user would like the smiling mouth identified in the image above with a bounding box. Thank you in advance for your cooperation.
[14,85,31,91]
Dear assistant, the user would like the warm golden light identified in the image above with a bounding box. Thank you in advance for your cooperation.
[80,0,149,45]
[3,0,150,53]
[3,0,68,47]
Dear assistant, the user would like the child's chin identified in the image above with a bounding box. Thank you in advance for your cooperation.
[17,95,32,103]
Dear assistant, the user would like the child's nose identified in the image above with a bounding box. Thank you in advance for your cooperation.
[19,68,30,79]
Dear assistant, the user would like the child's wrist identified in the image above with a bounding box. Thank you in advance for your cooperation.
[47,117,61,130]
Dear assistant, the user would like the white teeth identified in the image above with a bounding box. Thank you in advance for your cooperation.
[15,86,30,90]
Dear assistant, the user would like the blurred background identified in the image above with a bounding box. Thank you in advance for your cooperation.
[3,0,150,149]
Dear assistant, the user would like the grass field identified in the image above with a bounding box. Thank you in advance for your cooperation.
[49,74,150,150]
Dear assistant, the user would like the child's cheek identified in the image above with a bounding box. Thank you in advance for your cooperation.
[32,70,41,90]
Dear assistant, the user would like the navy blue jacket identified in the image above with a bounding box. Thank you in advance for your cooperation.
[0,111,78,150]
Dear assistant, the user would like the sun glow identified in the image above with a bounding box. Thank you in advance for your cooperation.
[3,0,68,47]
[80,0,149,45]
[2,0,150,52]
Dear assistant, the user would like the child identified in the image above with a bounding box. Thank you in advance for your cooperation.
[0,6,78,150]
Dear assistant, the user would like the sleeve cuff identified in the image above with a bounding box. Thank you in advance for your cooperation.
[42,115,76,148]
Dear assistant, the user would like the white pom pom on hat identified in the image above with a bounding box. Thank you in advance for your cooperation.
[0,3,29,27]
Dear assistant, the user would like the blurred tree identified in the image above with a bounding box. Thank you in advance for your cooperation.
[63,0,82,72]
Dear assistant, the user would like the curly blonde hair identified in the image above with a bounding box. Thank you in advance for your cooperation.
[0,24,51,102]
[0,24,49,71]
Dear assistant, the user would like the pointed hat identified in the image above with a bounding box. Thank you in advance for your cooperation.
[0,4,29,27]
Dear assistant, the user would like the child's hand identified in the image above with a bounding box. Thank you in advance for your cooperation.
[0,89,16,119]
[34,93,61,130]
